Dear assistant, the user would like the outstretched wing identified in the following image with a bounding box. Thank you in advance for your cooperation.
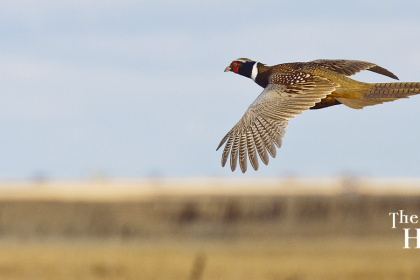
[216,74,337,173]
[310,59,399,80]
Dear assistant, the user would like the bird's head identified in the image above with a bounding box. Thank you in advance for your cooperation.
[224,58,257,80]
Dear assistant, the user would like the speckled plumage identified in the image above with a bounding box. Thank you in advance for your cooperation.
[218,58,420,173]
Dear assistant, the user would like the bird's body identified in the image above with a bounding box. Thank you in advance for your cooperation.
[218,58,420,173]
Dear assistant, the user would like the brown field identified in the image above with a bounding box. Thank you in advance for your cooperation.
[0,178,419,280]
[0,237,419,280]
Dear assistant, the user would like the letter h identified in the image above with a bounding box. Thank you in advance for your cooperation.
[403,228,420,249]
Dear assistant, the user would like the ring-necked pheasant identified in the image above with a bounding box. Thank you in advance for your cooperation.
[217,58,420,173]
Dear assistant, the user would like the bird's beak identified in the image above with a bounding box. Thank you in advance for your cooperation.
[224,66,231,72]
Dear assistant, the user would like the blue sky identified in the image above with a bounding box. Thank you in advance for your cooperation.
[0,0,420,179]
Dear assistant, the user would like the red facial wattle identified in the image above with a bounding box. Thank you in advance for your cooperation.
[231,61,241,73]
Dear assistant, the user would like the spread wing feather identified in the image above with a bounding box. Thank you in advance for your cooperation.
[238,134,248,173]
[252,125,269,166]
[221,136,233,167]
[230,136,240,171]
[246,129,259,170]
[217,75,336,173]
[310,59,399,80]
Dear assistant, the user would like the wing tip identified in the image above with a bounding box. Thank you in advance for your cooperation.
[368,65,399,80]
[216,134,229,151]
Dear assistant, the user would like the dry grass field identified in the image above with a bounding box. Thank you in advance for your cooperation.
[0,177,419,280]
[0,237,419,280]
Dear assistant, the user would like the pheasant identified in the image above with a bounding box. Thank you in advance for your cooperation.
[217,58,420,173]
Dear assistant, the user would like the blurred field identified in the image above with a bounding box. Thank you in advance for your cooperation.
[0,177,419,279]
[0,237,419,280]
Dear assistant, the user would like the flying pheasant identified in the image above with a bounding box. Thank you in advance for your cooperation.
[217,58,420,173]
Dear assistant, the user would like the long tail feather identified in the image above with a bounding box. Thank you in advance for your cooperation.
[366,82,420,98]
[337,82,420,109]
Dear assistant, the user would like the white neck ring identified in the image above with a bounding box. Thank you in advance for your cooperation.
[251,62,258,81]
